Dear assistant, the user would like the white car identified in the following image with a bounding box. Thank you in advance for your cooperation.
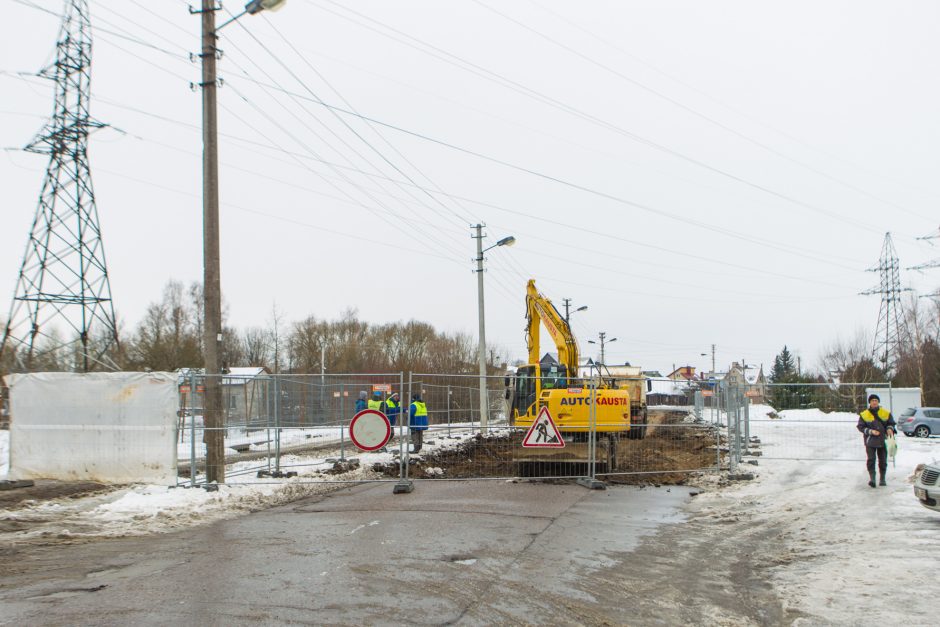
[914,463,940,512]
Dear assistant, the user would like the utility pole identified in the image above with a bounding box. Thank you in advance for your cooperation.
[196,0,288,482]
[199,0,225,483]
[473,224,488,430]
[471,224,516,431]
[711,344,716,374]
[588,332,617,365]
[561,298,587,326]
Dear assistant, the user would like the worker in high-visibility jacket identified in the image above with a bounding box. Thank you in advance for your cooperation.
[409,393,428,453]
[368,390,384,412]
[856,393,896,487]
[385,392,401,426]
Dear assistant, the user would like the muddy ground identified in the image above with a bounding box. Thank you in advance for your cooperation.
[374,411,720,485]
[0,480,115,511]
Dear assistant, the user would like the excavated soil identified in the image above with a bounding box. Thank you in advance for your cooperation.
[375,413,721,485]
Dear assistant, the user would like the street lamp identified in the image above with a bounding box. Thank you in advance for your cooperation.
[587,332,617,365]
[198,0,285,484]
[562,299,588,325]
[473,225,515,431]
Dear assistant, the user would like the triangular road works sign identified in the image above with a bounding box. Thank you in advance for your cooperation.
[522,407,566,448]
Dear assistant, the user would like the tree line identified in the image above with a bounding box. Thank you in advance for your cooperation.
[769,296,940,409]
[1,280,507,376]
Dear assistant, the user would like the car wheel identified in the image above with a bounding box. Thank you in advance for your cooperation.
[914,425,931,438]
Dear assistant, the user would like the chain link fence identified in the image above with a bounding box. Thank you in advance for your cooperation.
[173,372,729,489]
[7,371,901,489]
[721,381,898,466]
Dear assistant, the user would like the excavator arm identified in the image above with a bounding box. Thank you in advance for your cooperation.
[525,279,580,374]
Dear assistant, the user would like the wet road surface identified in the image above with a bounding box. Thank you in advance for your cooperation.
[0,480,792,625]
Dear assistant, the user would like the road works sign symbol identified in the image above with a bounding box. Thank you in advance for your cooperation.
[349,409,392,451]
[522,407,565,448]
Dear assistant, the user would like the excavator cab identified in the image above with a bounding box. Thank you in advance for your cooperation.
[509,363,573,423]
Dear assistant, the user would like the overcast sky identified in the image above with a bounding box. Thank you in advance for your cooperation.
[2,0,939,375]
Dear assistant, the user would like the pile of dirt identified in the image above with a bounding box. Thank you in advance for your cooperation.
[373,421,721,486]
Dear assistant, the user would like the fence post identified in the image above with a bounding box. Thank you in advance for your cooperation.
[469,386,475,433]
[265,376,271,475]
[340,382,346,462]
[394,371,414,493]
[274,375,281,473]
[446,384,452,438]
[735,387,743,464]
[190,370,197,487]
[744,392,750,445]
[578,371,605,490]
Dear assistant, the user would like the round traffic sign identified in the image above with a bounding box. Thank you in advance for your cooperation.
[348,409,392,451]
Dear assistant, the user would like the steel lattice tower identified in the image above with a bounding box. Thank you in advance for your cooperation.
[1,0,118,372]
[860,233,911,375]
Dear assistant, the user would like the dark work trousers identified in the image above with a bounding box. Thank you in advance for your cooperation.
[866,446,887,475]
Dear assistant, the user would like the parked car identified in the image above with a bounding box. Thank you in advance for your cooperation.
[897,407,940,438]
[914,463,940,512]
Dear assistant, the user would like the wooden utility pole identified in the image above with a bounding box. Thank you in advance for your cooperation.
[201,0,224,483]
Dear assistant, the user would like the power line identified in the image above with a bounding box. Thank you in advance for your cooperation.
[313,0,890,237]
[223,74,868,271]
[525,0,940,207]
[261,14,474,227]
[5,66,870,293]
[215,9,473,255]
[476,0,934,224]
[3,69,866,288]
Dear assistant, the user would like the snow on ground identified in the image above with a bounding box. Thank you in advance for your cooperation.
[1,451,379,542]
[0,429,8,477]
[6,402,938,623]
[0,422,492,542]
[694,404,940,625]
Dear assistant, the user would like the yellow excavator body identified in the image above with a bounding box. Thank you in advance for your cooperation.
[507,280,635,435]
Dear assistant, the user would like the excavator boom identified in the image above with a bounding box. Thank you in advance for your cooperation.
[526,279,579,374]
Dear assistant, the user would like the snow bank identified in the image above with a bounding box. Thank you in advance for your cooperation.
[0,422,488,541]
[0,429,8,477]
[695,407,940,624]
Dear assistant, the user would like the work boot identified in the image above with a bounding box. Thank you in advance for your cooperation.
[868,471,876,488]
[879,474,887,487]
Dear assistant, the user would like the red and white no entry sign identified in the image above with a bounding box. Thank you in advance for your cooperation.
[349,409,392,451]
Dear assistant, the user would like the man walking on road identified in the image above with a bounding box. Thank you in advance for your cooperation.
[856,394,896,488]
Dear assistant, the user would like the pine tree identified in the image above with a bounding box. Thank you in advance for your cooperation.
[770,346,796,383]
[770,345,802,409]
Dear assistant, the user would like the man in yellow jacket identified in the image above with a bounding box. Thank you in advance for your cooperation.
[856,394,896,488]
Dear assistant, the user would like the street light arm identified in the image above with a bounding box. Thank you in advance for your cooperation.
[482,235,516,254]
[216,9,247,31]
[217,0,286,31]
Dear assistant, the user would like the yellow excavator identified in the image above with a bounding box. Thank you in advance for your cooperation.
[506,280,646,469]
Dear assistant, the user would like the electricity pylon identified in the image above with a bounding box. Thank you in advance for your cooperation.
[860,233,910,375]
[1,0,118,372]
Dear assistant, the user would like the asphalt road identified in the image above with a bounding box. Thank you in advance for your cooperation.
[0,480,794,625]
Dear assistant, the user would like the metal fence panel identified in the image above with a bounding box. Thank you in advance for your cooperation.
[175,372,742,487]
[180,373,406,486]
[743,382,891,462]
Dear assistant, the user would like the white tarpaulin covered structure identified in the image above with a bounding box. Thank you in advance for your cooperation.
[9,372,178,484]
